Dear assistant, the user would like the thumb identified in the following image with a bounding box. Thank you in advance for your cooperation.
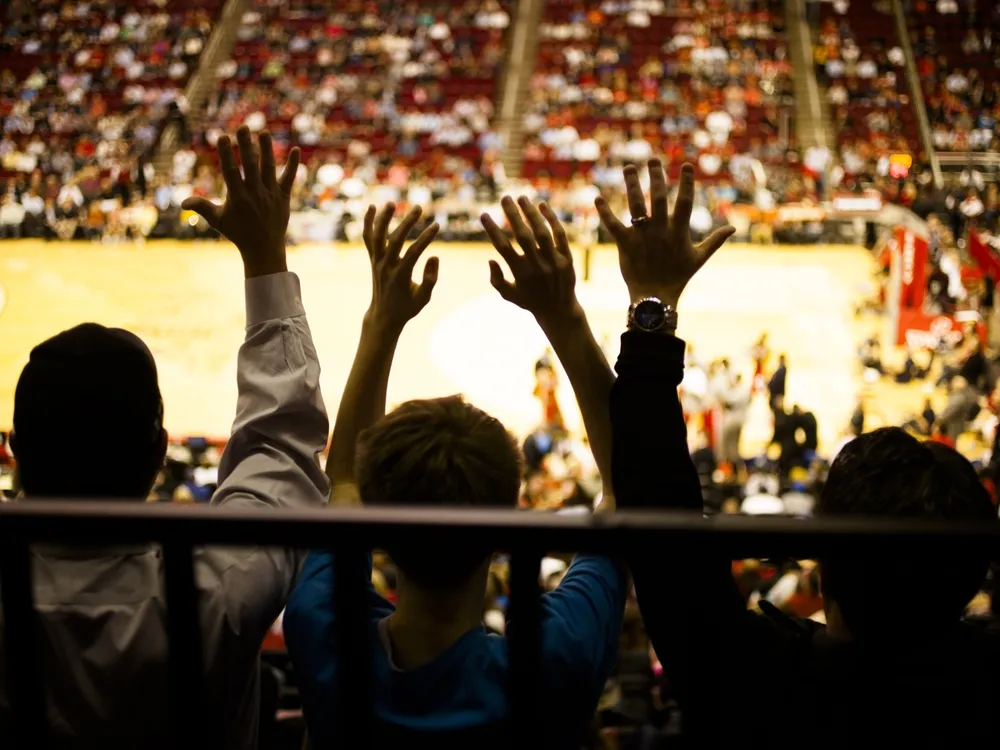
[489,260,517,302]
[696,226,736,265]
[181,197,221,228]
[414,256,439,308]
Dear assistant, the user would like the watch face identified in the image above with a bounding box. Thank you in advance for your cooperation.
[634,299,667,331]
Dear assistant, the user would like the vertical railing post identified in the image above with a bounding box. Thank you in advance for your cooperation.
[333,546,373,749]
[0,534,47,747]
[163,542,205,749]
[507,550,542,745]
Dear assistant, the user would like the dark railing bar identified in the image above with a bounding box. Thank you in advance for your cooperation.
[0,503,997,558]
[508,551,542,747]
[333,548,374,749]
[162,543,205,750]
[0,535,47,748]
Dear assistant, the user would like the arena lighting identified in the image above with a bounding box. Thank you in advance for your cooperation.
[0,501,997,748]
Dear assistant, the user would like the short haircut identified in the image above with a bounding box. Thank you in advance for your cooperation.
[818,428,997,639]
[13,324,165,499]
[356,396,522,589]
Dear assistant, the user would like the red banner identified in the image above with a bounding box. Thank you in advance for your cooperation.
[896,309,985,348]
[968,230,1000,281]
[895,226,928,310]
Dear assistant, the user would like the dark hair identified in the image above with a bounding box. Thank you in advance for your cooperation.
[818,428,997,639]
[356,395,522,589]
[12,324,166,499]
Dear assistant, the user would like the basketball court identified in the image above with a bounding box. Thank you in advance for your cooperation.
[0,240,926,454]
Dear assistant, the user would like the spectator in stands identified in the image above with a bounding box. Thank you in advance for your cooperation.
[1,127,330,748]
[608,157,1000,741]
[285,196,625,745]
[719,372,751,466]
[768,353,787,411]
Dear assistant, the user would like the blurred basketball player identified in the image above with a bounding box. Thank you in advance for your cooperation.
[534,348,564,429]
[751,332,770,391]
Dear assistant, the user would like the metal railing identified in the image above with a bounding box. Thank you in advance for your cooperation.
[1,501,998,747]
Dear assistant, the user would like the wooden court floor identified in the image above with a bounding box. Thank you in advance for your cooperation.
[0,239,921,455]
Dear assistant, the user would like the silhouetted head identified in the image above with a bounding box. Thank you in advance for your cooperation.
[818,428,996,641]
[356,395,522,590]
[12,324,167,499]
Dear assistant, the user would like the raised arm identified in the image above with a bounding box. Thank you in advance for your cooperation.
[483,197,615,509]
[598,160,764,741]
[180,127,330,663]
[482,198,626,723]
[283,205,439,746]
[325,204,440,505]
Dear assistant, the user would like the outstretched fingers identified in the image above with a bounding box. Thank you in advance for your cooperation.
[624,164,648,220]
[482,213,521,269]
[371,203,395,264]
[501,196,537,259]
[388,206,424,261]
[362,205,376,258]
[217,135,245,199]
[258,131,277,187]
[672,163,695,234]
[278,147,301,195]
[400,221,439,273]
[648,158,669,225]
[518,197,556,266]
[236,126,260,189]
[539,202,571,259]
[595,196,628,243]
[488,259,517,302]
[180,197,221,228]
[414,255,440,309]
[695,225,737,267]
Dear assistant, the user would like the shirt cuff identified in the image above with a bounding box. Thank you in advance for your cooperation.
[616,331,686,377]
[244,272,304,326]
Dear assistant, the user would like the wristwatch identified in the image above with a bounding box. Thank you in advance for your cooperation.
[627,297,678,334]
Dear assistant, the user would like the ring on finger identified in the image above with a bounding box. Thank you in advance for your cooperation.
[631,215,651,227]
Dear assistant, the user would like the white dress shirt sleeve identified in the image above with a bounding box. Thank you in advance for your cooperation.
[196,271,330,677]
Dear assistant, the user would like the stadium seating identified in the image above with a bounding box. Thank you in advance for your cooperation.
[907,0,1000,153]
[196,0,513,178]
[522,0,795,182]
[815,0,920,171]
[0,0,223,184]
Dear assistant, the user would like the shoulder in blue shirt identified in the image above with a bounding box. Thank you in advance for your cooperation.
[284,550,626,749]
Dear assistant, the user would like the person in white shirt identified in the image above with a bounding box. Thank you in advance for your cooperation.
[573,137,601,161]
[856,58,877,78]
[825,58,845,78]
[827,83,848,106]
[719,372,752,465]
[946,70,969,94]
[1,127,330,750]
[172,146,197,184]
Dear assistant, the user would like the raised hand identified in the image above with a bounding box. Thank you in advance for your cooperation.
[482,196,581,325]
[363,203,440,334]
[181,125,300,278]
[595,159,735,306]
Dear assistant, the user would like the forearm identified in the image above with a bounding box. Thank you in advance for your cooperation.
[214,272,330,510]
[326,316,400,495]
[611,331,700,510]
[538,306,615,503]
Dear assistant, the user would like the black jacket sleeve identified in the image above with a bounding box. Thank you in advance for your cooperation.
[610,331,700,510]
[610,330,774,742]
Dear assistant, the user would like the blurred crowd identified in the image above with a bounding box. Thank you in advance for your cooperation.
[0,0,217,239]
[524,0,794,180]
[3,0,999,247]
[908,0,1000,153]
